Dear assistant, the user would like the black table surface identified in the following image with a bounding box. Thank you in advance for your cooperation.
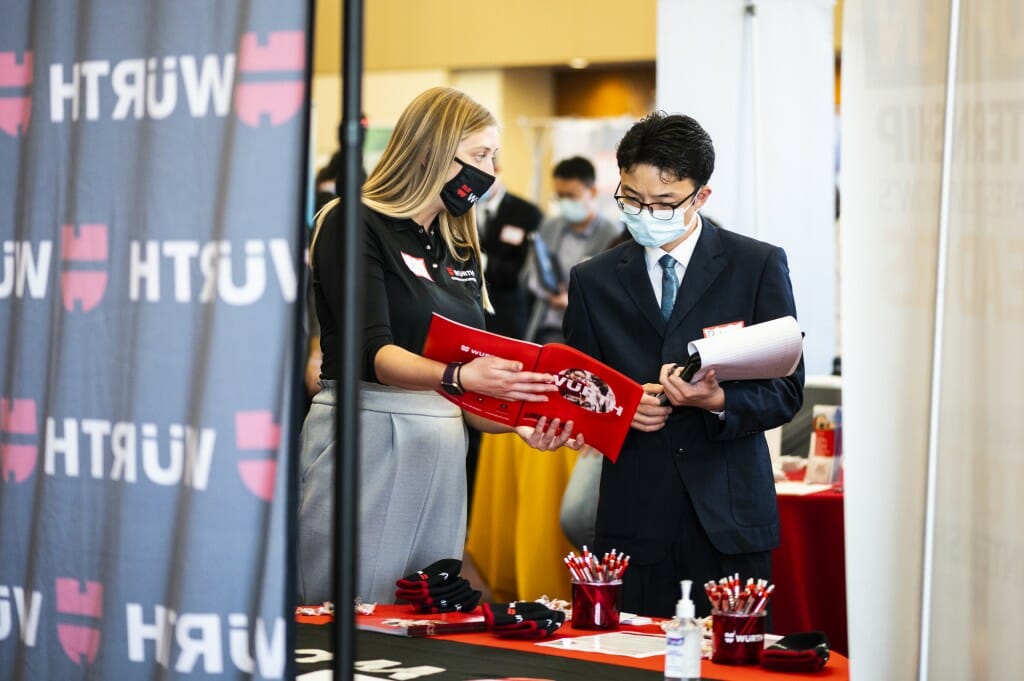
[296,623,664,680]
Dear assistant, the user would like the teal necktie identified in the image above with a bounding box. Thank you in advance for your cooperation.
[659,254,678,321]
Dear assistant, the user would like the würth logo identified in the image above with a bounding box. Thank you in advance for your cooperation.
[234,32,304,127]
[61,224,109,312]
[46,30,305,125]
[235,411,280,501]
[1,397,37,483]
[0,50,32,137]
[55,578,104,665]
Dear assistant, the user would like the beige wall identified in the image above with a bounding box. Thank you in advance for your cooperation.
[309,68,551,197]
[309,0,844,195]
[314,0,658,74]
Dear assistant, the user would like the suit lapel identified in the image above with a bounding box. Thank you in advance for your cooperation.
[617,243,667,335]
[667,221,727,333]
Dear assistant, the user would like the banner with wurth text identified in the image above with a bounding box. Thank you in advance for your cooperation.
[0,1,308,678]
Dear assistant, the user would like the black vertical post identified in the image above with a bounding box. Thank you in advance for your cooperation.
[332,0,364,678]
[285,4,320,680]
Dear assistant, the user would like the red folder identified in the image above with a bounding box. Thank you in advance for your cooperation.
[422,313,642,461]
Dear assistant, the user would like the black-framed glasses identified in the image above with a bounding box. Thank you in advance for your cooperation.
[614,183,701,221]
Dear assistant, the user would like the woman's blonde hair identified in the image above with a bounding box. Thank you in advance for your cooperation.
[313,86,496,310]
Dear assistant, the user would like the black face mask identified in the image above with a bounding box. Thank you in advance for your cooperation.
[440,158,495,217]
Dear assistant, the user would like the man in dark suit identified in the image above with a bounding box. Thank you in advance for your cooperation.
[476,160,543,340]
[563,112,804,618]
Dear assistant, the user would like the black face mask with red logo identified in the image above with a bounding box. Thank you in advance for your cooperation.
[440,158,495,217]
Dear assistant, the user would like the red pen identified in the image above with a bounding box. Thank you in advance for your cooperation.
[751,584,775,614]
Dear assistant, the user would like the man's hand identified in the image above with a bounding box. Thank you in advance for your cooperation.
[631,383,672,432]
[659,364,726,412]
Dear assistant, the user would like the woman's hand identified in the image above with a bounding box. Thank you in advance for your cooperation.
[458,355,558,402]
[631,383,672,432]
[516,416,585,451]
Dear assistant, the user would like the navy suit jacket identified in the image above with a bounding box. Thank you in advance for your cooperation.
[563,219,804,565]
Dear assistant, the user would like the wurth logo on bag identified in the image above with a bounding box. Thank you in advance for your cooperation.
[55,578,104,665]
[0,50,32,137]
[1,397,38,483]
[61,223,109,312]
[234,32,305,127]
[234,411,280,502]
[47,31,304,125]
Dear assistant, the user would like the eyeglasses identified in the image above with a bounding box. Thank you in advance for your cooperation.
[614,184,700,221]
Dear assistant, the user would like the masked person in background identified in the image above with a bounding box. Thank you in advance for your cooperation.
[525,156,622,345]
[299,87,584,606]
[562,112,804,618]
[474,158,543,340]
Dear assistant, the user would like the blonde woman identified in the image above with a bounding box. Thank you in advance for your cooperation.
[298,87,584,605]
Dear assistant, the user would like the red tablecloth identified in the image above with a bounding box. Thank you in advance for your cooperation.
[303,606,850,680]
[772,488,848,655]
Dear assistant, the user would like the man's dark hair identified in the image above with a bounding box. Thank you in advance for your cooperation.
[552,156,596,186]
[616,112,715,186]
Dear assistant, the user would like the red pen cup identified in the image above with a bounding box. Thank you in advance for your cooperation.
[711,610,766,665]
[571,579,621,630]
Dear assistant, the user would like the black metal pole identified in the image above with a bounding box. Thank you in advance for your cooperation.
[284,4,320,680]
[332,0,364,678]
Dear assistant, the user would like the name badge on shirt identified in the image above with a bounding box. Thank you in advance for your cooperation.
[703,320,745,338]
[498,224,526,246]
[400,251,434,282]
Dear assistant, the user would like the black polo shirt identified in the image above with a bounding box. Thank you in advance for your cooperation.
[313,205,486,383]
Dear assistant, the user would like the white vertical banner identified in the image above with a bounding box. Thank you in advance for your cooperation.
[925,2,1024,679]
[656,0,836,375]
[841,0,946,675]
[844,1,1024,679]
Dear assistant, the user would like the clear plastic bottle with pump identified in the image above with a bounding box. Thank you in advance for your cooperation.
[664,579,702,681]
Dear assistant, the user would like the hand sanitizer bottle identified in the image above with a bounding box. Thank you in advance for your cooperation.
[664,579,702,681]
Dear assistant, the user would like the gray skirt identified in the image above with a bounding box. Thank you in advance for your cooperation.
[297,380,468,605]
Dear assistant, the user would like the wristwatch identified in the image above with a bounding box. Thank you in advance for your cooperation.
[440,362,465,396]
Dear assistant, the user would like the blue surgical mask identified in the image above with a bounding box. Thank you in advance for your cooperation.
[558,198,589,223]
[621,202,699,247]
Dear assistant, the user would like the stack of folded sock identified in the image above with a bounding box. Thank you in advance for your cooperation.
[481,601,566,638]
[760,631,830,672]
[394,559,481,613]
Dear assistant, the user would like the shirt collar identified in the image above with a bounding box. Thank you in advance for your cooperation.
[562,212,601,238]
[643,214,703,273]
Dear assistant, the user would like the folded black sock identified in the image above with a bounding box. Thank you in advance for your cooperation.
[395,559,463,590]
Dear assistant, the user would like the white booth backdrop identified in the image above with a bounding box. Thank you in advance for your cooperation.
[656,0,837,376]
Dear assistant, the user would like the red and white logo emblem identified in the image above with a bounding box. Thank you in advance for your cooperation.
[1,397,37,483]
[235,410,280,501]
[0,50,32,137]
[235,32,305,127]
[61,223,109,312]
[55,578,104,665]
